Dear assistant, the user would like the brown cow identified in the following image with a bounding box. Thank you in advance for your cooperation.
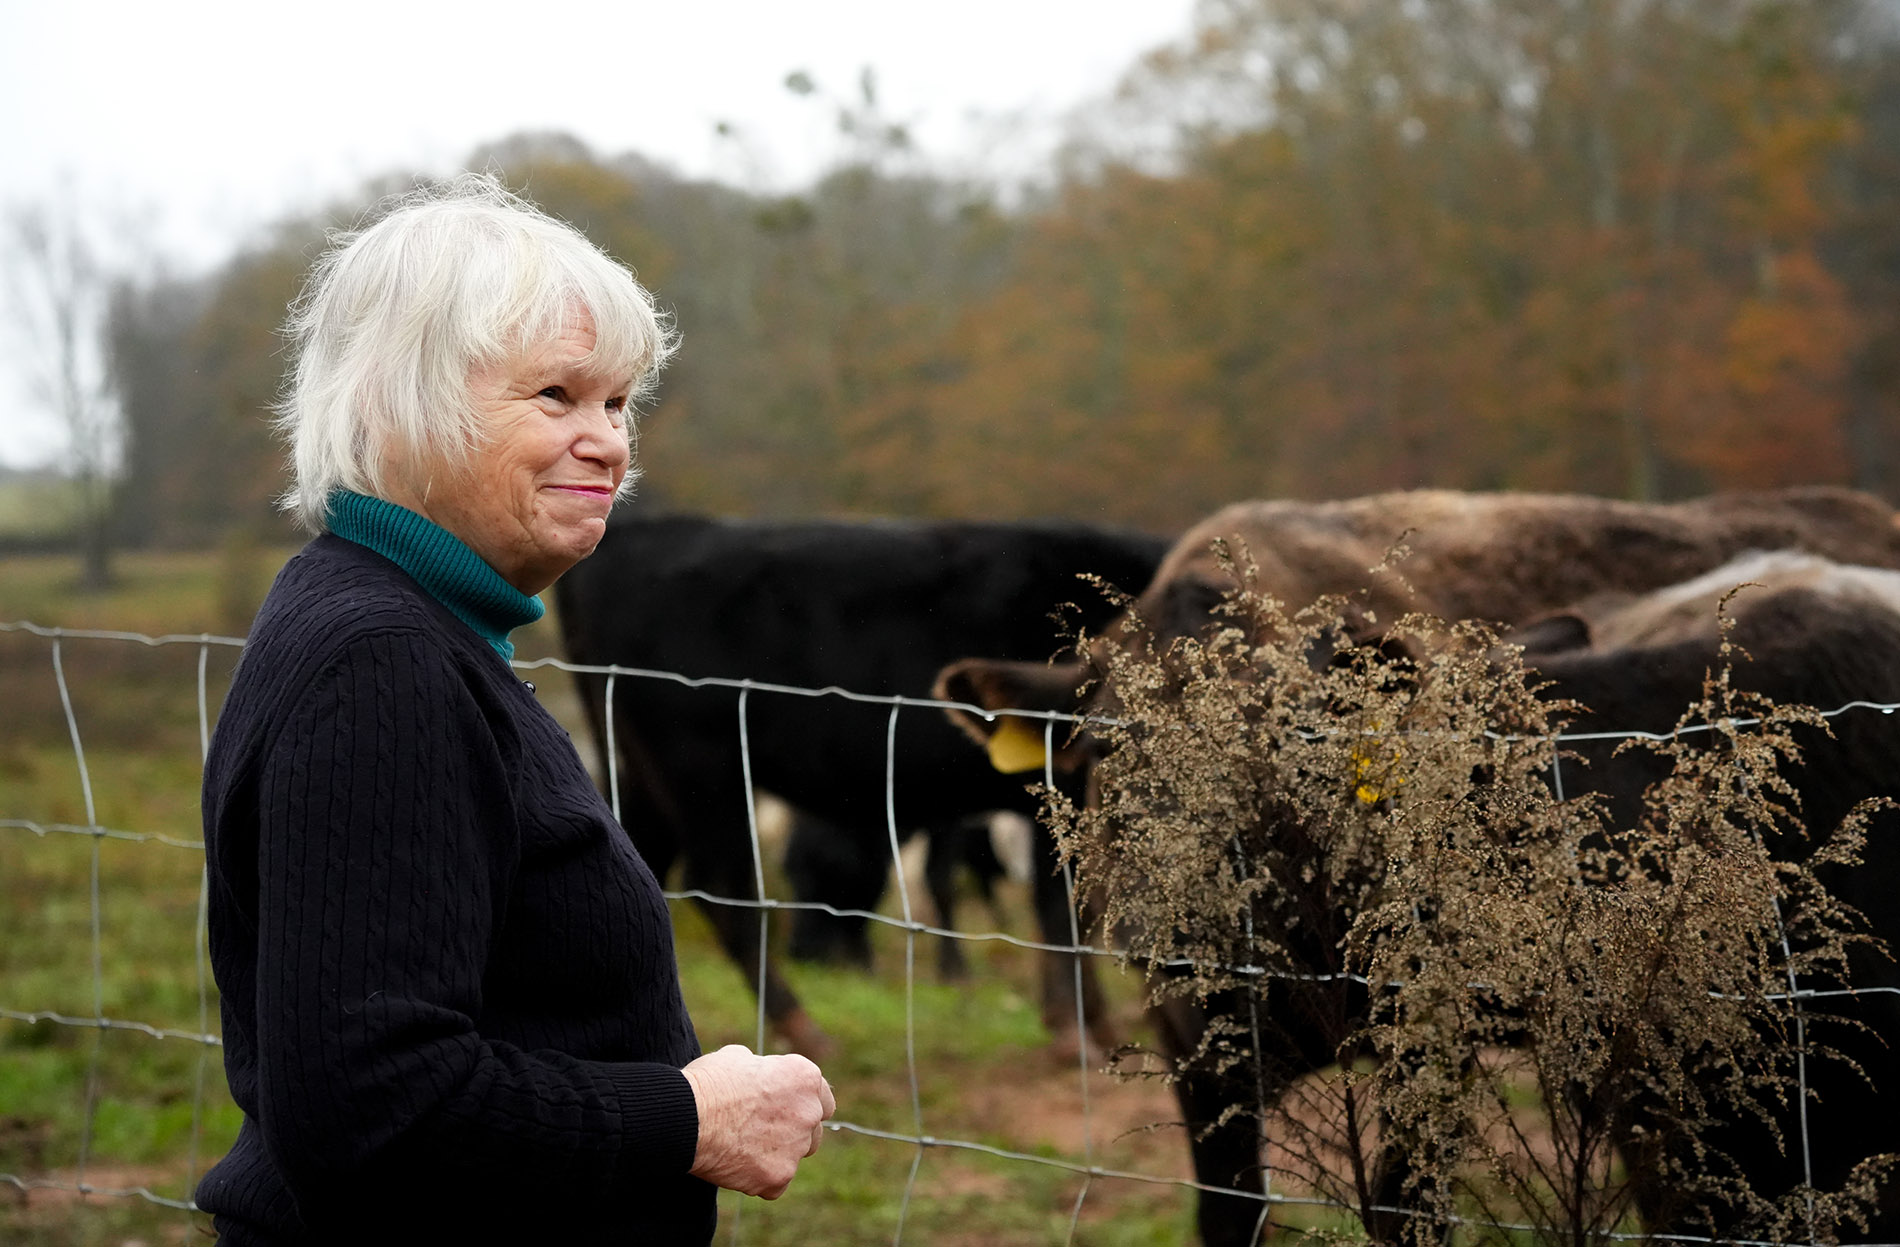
[1510,551,1900,1238]
[934,487,1900,1247]
[942,487,1900,746]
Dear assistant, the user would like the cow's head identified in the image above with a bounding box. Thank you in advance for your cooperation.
[933,655,1097,776]
[933,531,1421,786]
[932,563,1253,781]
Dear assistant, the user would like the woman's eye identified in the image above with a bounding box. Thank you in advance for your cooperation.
[539,386,566,403]
[605,396,627,414]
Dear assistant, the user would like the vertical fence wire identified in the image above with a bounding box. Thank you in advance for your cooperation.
[1732,739,1818,1245]
[189,642,214,1213]
[884,702,926,1245]
[1769,884,1816,1245]
[1046,719,1097,1245]
[736,686,768,1057]
[1231,838,1274,1247]
[730,683,758,1247]
[604,672,621,825]
[52,635,107,1194]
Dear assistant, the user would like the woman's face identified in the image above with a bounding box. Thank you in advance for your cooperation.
[396,313,633,594]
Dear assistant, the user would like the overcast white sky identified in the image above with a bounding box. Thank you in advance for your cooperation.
[0,0,1201,468]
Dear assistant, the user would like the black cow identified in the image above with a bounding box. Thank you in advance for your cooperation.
[554,513,1170,1055]
[935,487,1900,1246]
[1516,551,1900,1238]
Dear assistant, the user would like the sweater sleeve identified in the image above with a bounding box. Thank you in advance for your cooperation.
[247,627,699,1226]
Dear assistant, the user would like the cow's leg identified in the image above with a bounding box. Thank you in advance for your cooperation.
[1030,823,1112,1058]
[677,798,830,1058]
[1363,1137,1451,1247]
[600,712,684,886]
[784,811,882,969]
[1149,994,1272,1247]
[923,815,999,980]
[1185,1083,1271,1247]
[600,706,800,1029]
[1350,1038,1458,1247]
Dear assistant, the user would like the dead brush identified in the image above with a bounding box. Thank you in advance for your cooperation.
[1041,566,1894,1246]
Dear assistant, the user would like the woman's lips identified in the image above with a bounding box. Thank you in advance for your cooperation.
[548,484,617,509]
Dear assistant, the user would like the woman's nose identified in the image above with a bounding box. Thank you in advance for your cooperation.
[577,403,632,469]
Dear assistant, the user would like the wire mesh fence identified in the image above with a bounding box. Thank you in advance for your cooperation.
[4,618,1899,1245]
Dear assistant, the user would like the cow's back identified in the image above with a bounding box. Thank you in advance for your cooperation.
[554,512,1171,827]
[1144,487,1900,634]
[558,514,1170,691]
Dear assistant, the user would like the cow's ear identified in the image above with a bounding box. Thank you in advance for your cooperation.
[933,658,1091,774]
[1510,612,1594,655]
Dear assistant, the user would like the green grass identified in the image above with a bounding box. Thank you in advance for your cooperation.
[0,549,1210,1246]
[0,477,85,542]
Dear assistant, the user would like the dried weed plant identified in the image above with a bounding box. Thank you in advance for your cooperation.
[1043,559,1893,1246]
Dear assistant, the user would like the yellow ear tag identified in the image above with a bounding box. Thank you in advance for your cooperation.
[986,718,1050,774]
[1351,724,1403,805]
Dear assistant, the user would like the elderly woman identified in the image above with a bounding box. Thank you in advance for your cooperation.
[196,176,834,1246]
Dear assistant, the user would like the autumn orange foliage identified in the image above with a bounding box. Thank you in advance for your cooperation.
[105,0,1900,545]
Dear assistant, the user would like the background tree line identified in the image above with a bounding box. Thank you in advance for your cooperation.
[98,0,1900,548]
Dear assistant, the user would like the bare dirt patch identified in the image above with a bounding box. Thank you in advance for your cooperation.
[963,1054,1191,1177]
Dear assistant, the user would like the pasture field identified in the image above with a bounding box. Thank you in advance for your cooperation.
[0,548,1219,1246]
[0,477,84,543]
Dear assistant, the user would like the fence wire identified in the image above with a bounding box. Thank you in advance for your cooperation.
[4,621,1900,1245]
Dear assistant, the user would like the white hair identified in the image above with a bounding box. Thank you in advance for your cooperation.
[277,172,677,532]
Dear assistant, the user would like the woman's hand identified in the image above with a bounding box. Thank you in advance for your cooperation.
[682,1044,836,1198]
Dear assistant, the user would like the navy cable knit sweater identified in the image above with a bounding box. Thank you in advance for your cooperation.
[196,499,715,1245]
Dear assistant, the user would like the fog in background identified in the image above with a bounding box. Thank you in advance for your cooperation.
[0,0,1196,467]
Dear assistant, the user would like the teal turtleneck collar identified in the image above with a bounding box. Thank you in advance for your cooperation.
[326,490,545,663]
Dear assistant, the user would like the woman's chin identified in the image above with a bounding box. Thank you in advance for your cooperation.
[572,515,609,547]
[548,519,611,572]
